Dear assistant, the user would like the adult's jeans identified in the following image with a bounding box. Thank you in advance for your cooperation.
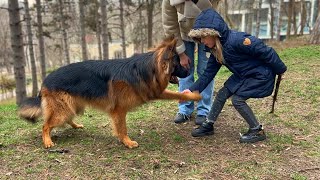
[178,41,214,116]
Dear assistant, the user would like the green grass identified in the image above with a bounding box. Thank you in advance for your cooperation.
[1,45,319,179]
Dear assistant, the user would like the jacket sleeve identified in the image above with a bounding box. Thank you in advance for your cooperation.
[189,54,221,92]
[235,36,287,75]
[162,0,185,54]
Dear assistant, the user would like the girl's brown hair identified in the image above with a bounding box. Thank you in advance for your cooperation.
[211,36,224,64]
[188,29,224,64]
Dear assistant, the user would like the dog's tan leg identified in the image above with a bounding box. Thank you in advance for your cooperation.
[159,89,202,101]
[42,108,70,148]
[68,120,84,129]
[110,109,138,148]
[42,121,55,148]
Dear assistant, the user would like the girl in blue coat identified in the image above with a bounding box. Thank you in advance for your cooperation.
[185,8,287,143]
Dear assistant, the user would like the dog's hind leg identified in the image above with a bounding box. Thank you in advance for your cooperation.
[42,104,74,148]
[42,121,55,148]
[110,108,139,148]
[67,107,85,129]
[67,120,84,129]
[42,114,65,148]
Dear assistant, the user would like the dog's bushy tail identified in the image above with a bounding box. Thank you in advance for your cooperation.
[18,96,42,123]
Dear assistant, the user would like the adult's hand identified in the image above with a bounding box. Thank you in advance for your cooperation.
[179,52,191,70]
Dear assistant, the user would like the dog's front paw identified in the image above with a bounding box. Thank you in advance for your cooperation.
[183,91,202,101]
[124,140,139,149]
[44,140,55,148]
[191,91,202,101]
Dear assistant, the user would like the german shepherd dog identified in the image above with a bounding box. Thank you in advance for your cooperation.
[18,37,201,148]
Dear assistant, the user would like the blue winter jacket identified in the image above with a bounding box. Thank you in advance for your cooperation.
[189,9,287,98]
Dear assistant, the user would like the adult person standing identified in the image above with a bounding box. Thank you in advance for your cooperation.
[162,0,220,125]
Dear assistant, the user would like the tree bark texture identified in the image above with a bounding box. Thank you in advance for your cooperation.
[269,0,275,39]
[310,14,320,44]
[286,0,294,39]
[36,0,46,81]
[255,0,263,38]
[119,0,127,58]
[58,0,70,64]
[24,0,38,97]
[100,0,109,60]
[276,0,283,41]
[79,0,88,61]
[146,0,154,48]
[8,0,27,105]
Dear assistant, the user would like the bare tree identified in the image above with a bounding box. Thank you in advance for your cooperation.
[221,0,234,29]
[309,12,320,44]
[299,0,307,35]
[286,0,294,40]
[119,0,127,57]
[35,0,46,81]
[95,1,102,60]
[0,9,12,74]
[293,0,297,35]
[276,0,283,41]
[8,0,27,105]
[24,0,38,97]
[268,0,275,39]
[58,0,70,64]
[79,0,88,60]
[136,0,145,53]
[146,0,154,48]
[255,0,263,38]
[101,0,109,59]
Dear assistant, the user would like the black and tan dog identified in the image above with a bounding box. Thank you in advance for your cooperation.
[18,37,201,148]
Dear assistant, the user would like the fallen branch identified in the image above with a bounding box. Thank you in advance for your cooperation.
[298,167,320,172]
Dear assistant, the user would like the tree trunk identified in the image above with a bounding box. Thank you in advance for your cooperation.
[35,0,46,81]
[293,1,297,35]
[269,0,275,39]
[96,30,102,60]
[58,0,70,64]
[95,1,102,60]
[299,0,306,35]
[138,0,144,53]
[146,0,154,48]
[24,0,38,97]
[276,0,283,41]
[79,0,88,60]
[211,0,220,9]
[223,0,234,29]
[8,0,27,105]
[286,0,294,40]
[119,0,127,58]
[100,0,109,60]
[309,14,320,44]
[255,0,262,38]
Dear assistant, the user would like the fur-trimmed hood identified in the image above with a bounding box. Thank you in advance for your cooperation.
[188,8,230,45]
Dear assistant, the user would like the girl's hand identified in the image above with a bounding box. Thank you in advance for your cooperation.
[181,89,192,94]
[179,89,192,103]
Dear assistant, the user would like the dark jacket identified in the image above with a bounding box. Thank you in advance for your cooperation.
[189,9,287,98]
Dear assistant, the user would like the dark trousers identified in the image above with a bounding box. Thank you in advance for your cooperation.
[207,86,260,128]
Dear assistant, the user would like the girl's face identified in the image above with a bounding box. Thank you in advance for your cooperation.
[201,36,216,48]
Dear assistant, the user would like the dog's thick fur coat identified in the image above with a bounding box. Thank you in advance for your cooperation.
[18,37,201,148]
